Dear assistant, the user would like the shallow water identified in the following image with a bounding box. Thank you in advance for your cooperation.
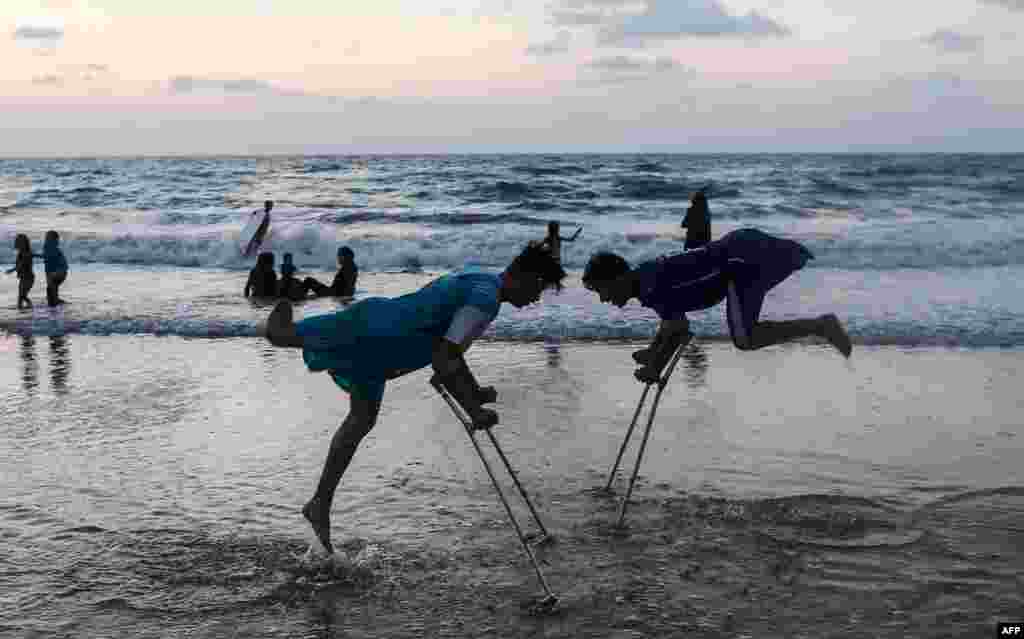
[1,337,1021,637]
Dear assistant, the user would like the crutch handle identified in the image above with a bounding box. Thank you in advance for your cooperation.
[431,375,499,430]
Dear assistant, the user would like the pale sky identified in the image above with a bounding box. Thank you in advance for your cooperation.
[2,0,1022,155]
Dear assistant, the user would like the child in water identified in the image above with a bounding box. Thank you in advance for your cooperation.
[6,234,41,309]
[278,252,307,301]
[42,230,68,307]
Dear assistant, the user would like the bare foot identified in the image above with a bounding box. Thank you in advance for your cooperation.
[302,499,334,555]
[266,300,304,348]
[822,313,852,358]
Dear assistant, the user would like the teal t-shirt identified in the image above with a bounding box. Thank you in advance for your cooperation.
[295,269,502,392]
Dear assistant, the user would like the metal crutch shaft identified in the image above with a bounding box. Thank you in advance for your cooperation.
[431,378,557,602]
[482,428,550,540]
[604,382,653,491]
[615,344,687,528]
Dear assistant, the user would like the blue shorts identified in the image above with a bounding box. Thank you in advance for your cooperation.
[294,298,434,404]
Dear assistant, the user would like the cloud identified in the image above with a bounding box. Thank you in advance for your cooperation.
[922,29,983,53]
[29,64,112,88]
[580,54,696,84]
[168,75,304,96]
[12,19,64,54]
[32,74,64,86]
[548,0,789,45]
[526,30,572,56]
[980,0,1024,10]
[13,24,64,42]
[551,0,646,26]
[600,0,790,45]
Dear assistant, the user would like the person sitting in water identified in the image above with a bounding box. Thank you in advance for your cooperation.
[541,221,582,265]
[680,189,711,250]
[262,241,566,554]
[278,252,308,301]
[244,251,278,298]
[582,228,852,383]
[304,246,359,298]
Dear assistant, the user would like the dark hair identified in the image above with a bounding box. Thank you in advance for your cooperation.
[264,200,273,208]
[45,230,59,243]
[283,252,294,263]
[337,246,354,259]
[508,241,567,291]
[547,221,559,233]
[14,234,30,252]
[582,251,630,290]
[257,251,275,267]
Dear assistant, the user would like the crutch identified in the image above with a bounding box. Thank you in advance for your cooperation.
[605,342,687,528]
[430,376,558,608]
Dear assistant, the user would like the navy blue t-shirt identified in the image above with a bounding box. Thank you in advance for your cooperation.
[636,228,813,320]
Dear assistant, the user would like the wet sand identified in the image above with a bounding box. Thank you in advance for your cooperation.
[1,336,1021,638]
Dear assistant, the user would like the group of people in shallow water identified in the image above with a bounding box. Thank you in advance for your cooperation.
[6,230,69,309]
[260,189,852,555]
[245,246,359,300]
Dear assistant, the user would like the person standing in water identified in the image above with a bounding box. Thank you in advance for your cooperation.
[6,234,41,309]
[582,228,852,383]
[42,230,68,307]
[243,200,273,258]
[262,242,566,554]
[680,189,711,250]
[541,221,582,265]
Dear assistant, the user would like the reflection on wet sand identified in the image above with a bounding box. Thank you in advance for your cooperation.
[49,335,70,395]
[681,341,708,389]
[20,334,39,394]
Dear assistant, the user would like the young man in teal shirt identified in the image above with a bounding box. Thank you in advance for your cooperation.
[264,242,566,553]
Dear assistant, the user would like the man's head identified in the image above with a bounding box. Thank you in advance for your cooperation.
[547,221,559,235]
[257,251,275,268]
[502,241,567,308]
[582,251,633,307]
[264,200,273,212]
[337,246,354,264]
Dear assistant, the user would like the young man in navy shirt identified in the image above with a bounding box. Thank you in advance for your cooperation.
[582,228,852,382]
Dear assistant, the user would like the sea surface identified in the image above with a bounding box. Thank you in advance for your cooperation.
[1,153,1023,345]
[1,154,1022,638]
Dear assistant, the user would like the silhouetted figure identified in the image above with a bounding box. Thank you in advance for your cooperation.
[681,189,711,250]
[261,242,567,555]
[541,221,582,265]
[6,234,41,309]
[243,200,273,258]
[49,335,70,395]
[244,251,278,298]
[304,246,358,298]
[42,230,68,307]
[583,228,853,385]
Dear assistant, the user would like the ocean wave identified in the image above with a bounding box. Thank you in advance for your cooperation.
[4,224,1024,271]
[511,165,588,177]
[614,176,693,200]
[806,176,867,197]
